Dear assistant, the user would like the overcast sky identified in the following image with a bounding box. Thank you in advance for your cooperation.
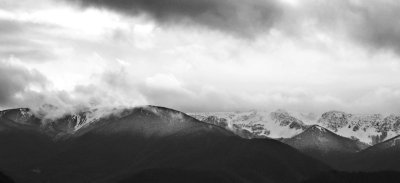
[0,0,400,114]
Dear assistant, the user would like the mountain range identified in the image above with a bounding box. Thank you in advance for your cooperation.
[190,110,400,145]
[0,106,328,183]
[1,106,400,182]
[192,110,400,173]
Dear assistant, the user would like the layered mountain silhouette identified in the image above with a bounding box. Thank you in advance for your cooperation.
[341,135,400,172]
[0,106,329,183]
[283,125,369,169]
[283,124,400,172]
[192,110,400,172]
[284,125,368,154]
[3,106,400,182]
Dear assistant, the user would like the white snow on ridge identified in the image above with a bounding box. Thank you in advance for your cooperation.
[73,107,132,130]
[189,110,307,138]
[190,110,400,145]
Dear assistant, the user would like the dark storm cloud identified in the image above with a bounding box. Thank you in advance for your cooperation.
[66,0,284,37]
[64,0,400,54]
[305,0,400,55]
[347,1,400,54]
[0,61,48,107]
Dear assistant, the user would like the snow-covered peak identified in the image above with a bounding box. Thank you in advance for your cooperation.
[189,110,307,139]
[318,111,351,132]
[317,112,400,145]
[190,109,400,145]
[2,106,400,145]
[71,107,127,130]
[270,109,306,130]
[0,108,39,126]
[0,106,138,137]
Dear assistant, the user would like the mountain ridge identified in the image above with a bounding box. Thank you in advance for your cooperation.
[0,106,330,183]
[190,110,400,145]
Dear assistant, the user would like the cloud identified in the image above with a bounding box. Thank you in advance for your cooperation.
[300,0,400,55]
[0,19,58,62]
[1,0,400,115]
[0,59,145,115]
[346,1,400,54]
[64,0,400,55]
[352,87,400,114]
[0,59,48,107]
[0,56,399,115]
[71,68,147,108]
[65,0,284,37]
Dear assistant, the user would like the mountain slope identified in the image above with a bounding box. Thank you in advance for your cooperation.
[302,171,400,183]
[284,125,368,154]
[0,106,330,183]
[0,108,42,132]
[342,135,400,172]
[283,125,369,169]
[0,172,14,183]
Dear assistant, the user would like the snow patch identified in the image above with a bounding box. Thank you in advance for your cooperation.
[189,110,306,138]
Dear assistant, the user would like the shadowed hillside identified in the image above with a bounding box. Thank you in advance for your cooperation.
[0,106,329,183]
[0,172,14,183]
[302,171,400,183]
